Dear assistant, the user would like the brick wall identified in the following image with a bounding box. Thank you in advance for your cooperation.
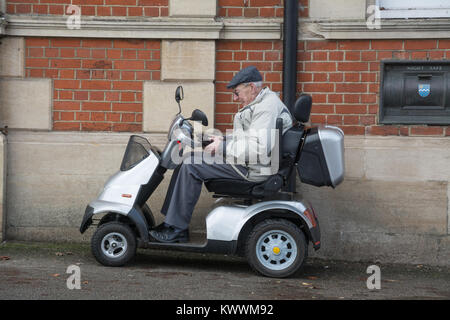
[7,0,169,17]
[216,40,283,133]
[218,0,308,18]
[25,37,161,131]
[216,39,450,136]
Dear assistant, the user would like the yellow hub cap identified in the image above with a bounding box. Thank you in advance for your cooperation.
[272,247,281,255]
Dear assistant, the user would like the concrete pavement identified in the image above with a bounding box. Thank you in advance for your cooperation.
[0,241,449,300]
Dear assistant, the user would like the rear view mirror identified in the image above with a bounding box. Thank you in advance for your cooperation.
[175,86,184,103]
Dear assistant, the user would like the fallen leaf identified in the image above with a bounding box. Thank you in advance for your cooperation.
[0,256,10,261]
[82,281,89,285]
[307,276,318,280]
[302,282,312,286]
[55,252,64,256]
[51,273,60,277]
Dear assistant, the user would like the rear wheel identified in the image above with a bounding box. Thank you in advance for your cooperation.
[245,219,308,278]
[91,222,137,267]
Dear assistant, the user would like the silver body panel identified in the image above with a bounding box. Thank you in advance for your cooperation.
[206,200,311,241]
[318,125,345,187]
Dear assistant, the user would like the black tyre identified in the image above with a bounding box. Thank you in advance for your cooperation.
[245,219,308,278]
[91,222,137,267]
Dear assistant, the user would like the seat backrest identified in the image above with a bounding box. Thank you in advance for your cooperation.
[292,94,312,123]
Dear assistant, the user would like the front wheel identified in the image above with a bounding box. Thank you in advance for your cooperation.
[91,222,137,267]
[245,219,308,278]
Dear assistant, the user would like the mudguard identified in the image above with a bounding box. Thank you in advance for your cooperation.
[206,200,321,250]
[79,200,150,242]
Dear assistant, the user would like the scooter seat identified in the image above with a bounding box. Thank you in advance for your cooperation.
[204,174,284,199]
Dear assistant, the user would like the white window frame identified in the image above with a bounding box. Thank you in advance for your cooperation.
[377,0,450,19]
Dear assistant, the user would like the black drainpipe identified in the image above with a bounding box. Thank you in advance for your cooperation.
[282,0,298,114]
[282,0,299,193]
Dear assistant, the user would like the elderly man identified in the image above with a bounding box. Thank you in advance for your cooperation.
[149,66,293,243]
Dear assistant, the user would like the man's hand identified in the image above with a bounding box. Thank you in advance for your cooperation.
[204,135,223,155]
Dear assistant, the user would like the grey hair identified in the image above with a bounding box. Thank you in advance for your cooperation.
[252,81,263,88]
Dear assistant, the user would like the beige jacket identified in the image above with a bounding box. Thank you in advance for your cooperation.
[225,87,293,182]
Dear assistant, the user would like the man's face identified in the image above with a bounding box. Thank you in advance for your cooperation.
[233,83,256,106]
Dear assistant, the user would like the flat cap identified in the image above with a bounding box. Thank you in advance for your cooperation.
[227,65,263,89]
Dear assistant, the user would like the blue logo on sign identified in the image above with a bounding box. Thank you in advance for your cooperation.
[418,84,430,98]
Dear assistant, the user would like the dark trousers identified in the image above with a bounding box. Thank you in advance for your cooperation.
[161,154,247,230]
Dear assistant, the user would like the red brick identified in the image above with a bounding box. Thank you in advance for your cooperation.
[128,6,143,16]
[337,62,368,72]
[338,40,369,50]
[405,40,437,50]
[371,40,403,50]
[250,0,281,6]
[82,101,111,111]
[49,5,64,14]
[112,102,141,112]
[54,101,80,110]
[335,104,367,114]
[60,112,75,121]
[82,59,113,69]
[97,6,111,16]
[410,126,443,136]
[51,59,81,68]
[112,123,142,132]
[303,83,334,93]
[81,80,111,90]
[145,61,160,70]
[81,122,112,131]
[114,60,145,70]
[312,104,334,113]
[335,83,367,93]
[305,62,336,72]
[53,122,81,131]
[26,37,50,47]
[242,41,273,50]
[114,39,146,49]
[342,126,365,135]
[368,126,400,136]
[112,81,142,91]
[438,40,450,49]
[121,113,136,122]
[51,38,81,47]
[89,91,105,101]
[60,48,76,58]
[26,58,49,68]
[217,41,241,51]
[54,80,80,89]
[306,41,337,51]
[91,112,106,121]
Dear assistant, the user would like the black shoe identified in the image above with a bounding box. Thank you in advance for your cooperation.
[149,225,189,243]
[150,222,167,232]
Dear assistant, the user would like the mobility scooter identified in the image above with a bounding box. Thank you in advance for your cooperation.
[80,86,345,278]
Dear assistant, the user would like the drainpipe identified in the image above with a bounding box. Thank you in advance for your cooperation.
[282,0,298,113]
[282,0,298,193]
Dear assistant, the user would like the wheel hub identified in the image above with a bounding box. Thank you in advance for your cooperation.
[256,230,298,271]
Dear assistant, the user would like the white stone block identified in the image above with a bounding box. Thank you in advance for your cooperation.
[143,81,215,133]
[0,78,52,130]
[309,0,366,19]
[0,37,25,77]
[161,40,215,81]
[0,134,5,241]
[169,0,217,17]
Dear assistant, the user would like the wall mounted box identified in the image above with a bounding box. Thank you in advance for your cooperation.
[379,60,450,125]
